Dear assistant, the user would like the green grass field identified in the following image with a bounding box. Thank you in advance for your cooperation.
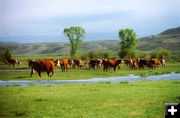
[0,63,180,81]
[0,57,180,117]
[0,80,180,118]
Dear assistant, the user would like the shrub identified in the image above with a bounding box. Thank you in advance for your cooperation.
[102,51,111,59]
[138,51,148,58]
[158,49,171,59]
[79,52,89,60]
[88,51,98,59]
[88,51,112,59]
[150,50,159,59]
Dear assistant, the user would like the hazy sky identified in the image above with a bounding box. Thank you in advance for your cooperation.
[0,0,180,42]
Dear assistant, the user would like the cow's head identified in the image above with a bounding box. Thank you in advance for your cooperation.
[28,60,35,68]
[56,59,61,67]
[137,57,140,63]
[130,59,133,65]
[120,58,124,63]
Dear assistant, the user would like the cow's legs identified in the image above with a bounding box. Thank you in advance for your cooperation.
[62,66,65,72]
[114,67,116,72]
[50,70,54,77]
[61,66,63,72]
[47,71,50,77]
[38,71,41,77]
[30,68,34,77]
[65,66,68,72]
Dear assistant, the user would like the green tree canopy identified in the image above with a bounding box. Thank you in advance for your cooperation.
[4,48,13,60]
[118,28,138,58]
[64,26,85,57]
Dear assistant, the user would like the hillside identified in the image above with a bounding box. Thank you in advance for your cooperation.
[137,27,180,51]
[0,27,180,55]
[0,40,119,55]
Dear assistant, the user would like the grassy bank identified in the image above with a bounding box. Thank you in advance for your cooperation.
[0,80,180,118]
[0,63,180,81]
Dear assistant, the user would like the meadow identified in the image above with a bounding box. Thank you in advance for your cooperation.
[0,63,180,81]
[0,80,180,118]
[1,55,180,118]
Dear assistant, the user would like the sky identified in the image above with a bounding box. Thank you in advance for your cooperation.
[0,0,180,43]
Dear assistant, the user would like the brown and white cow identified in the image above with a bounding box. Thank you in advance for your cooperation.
[137,58,151,69]
[150,58,158,69]
[160,59,166,67]
[5,58,21,68]
[102,59,123,72]
[89,59,102,69]
[60,59,68,72]
[123,59,131,67]
[102,59,109,72]
[96,59,103,68]
[72,59,82,68]
[28,59,60,77]
[89,59,97,68]
[129,58,138,69]
[68,59,74,68]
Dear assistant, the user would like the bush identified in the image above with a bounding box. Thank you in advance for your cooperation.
[138,51,148,58]
[79,52,89,60]
[101,51,111,59]
[88,51,98,59]
[150,50,159,59]
[87,51,112,59]
[158,49,171,59]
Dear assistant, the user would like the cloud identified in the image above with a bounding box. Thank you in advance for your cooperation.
[0,0,180,37]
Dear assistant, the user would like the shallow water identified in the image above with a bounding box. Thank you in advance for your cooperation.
[0,72,180,87]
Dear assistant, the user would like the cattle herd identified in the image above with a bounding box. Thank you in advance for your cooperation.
[3,57,165,77]
[26,58,166,77]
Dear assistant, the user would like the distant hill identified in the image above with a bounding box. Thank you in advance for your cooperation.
[137,26,180,51]
[0,40,119,55]
[160,27,180,35]
[0,27,180,55]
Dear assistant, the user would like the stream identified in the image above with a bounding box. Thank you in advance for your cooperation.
[0,72,180,87]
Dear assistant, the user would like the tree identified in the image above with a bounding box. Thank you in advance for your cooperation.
[64,26,85,57]
[118,28,138,58]
[4,48,13,60]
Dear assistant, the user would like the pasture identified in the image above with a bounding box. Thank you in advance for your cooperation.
[0,63,180,80]
[0,80,180,117]
[1,55,180,117]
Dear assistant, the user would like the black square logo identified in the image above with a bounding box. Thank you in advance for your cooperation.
[165,103,180,118]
